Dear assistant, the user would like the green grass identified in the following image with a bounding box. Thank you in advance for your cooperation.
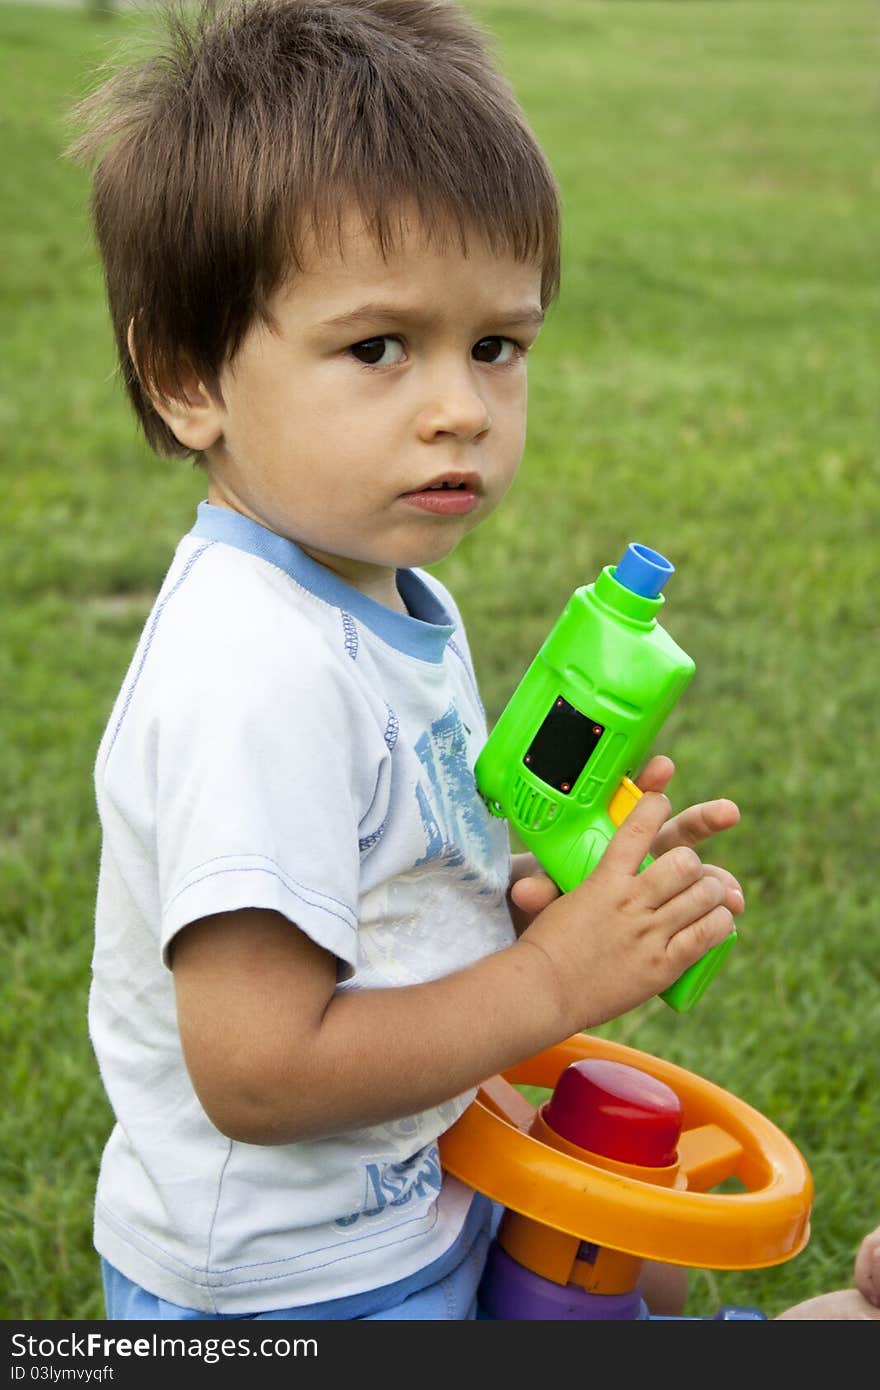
[2,0,878,1321]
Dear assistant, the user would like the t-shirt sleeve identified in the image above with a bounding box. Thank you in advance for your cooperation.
[104,599,388,976]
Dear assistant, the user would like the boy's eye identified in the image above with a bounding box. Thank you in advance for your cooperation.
[472,337,519,365]
[349,336,405,367]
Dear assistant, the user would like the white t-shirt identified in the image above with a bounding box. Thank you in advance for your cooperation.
[89,502,515,1314]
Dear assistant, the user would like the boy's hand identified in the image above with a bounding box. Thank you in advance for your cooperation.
[518,790,737,1028]
[636,755,745,918]
[509,752,745,928]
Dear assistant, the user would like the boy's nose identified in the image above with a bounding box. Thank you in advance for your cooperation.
[415,369,491,443]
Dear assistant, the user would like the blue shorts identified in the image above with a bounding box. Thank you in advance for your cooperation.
[102,1193,500,1321]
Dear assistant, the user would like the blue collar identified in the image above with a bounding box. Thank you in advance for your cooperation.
[189,502,456,663]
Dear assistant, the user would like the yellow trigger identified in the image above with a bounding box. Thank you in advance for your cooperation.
[608,775,643,828]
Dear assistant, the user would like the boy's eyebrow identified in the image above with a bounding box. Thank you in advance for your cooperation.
[315,302,546,332]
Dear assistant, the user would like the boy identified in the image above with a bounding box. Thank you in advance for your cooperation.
[72,0,743,1319]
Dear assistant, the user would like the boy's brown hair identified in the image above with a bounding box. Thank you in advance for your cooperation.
[69,0,561,458]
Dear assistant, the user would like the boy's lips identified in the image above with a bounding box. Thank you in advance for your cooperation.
[400,471,481,516]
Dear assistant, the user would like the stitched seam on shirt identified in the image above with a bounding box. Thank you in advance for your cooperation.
[358,819,386,853]
[104,542,214,764]
[341,610,358,659]
[96,1195,443,1290]
[165,852,355,915]
[209,1204,441,1287]
[447,638,481,703]
[164,864,358,933]
[203,1141,235,1315]
[382,705,399,751]
[95,1199,223,1286]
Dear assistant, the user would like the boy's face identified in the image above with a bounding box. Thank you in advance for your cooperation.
[198,207,544,609]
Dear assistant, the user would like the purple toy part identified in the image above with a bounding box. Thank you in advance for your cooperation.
[478,1243,648,1321]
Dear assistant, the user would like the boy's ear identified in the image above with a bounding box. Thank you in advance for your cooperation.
[126,320,224,452]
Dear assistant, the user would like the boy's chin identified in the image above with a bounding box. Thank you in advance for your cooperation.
[395,522,480,570]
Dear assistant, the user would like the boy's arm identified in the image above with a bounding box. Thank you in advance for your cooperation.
[171,791,735,1145]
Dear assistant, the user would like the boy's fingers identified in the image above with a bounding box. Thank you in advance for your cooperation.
[702,863,746,914]
[676,903,737,955]
[654,867,727,924]
[599,791,671,876]
[510,872,560,915]
[639,844,705,909]
[635,754,675,795]
[652,798,740,856]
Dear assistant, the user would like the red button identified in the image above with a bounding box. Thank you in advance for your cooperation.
[542,1059,683,1167]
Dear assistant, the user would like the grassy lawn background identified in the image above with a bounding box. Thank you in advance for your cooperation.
[1,0,877,1320]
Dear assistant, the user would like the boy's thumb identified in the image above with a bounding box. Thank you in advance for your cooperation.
[510,871,560,915]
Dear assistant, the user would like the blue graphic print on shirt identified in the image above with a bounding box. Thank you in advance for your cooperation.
[414,705,492,870]
[334,1144,443,1228]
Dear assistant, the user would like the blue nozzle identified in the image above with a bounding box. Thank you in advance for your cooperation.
[613,543,674,599]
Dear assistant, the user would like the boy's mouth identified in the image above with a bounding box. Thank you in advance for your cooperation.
[401,472,481,516]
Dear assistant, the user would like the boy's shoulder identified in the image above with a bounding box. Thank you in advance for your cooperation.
[102,532,387,772]
[161,529,324,628]
[139,530,354,695]
[135,524,476,706]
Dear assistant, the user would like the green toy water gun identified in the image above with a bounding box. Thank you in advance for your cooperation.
[476,542,736,1012]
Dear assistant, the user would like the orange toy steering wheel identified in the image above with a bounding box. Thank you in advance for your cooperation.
[438,1034,813,1270]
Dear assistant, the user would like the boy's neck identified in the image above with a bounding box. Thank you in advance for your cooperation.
[303,546,409,615]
